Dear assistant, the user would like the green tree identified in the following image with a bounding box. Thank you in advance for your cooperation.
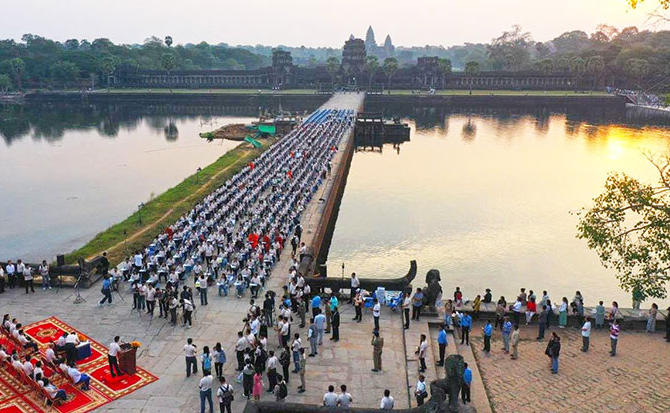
[586,55,605,89]
[365,55,379,90]
[382,57,399,91]
[569,56,586,88]
[438,58,452,89]
[64,39,80,50]
[464,61,480,76]
[624,58,650,87]
[50,61,80,88]
[161,53,176,92]
[9,58,24,91]
[576,153,670,301]
[0,74,12,92]
[164,36,173,47]
[326,56,340,87]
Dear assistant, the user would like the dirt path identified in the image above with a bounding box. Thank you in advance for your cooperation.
[87,145,254,260]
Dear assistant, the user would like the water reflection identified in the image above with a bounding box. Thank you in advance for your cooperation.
[328,107,670,307]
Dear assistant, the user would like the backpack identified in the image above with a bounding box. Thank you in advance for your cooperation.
[278,383,288,399]
[219,384,233,403]
[279,351,290,367]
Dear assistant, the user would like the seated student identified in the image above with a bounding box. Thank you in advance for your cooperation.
[11,323,22,340]
[39,378,67,404]
[33,361,44,381]
[22,356,35,377]
[0,344,9,359]
[11,354,24,373]
[67,362,91,390]
[17,331,38,352]
[46,342,64,366]
[58,360,69,375]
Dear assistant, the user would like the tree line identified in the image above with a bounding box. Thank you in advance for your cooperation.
[0,35,269,91]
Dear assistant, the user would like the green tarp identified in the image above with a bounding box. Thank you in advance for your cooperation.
[258,124,276,135]
[244,135,262,148]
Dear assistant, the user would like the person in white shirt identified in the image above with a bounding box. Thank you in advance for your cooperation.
[580,316,592,352]
[323,385,338,407]
[22,356,35,377]
[0,345,8,363]
[380,389,394,410]
[373,299,381,331]
[23,264,35,294]
[199,372,214,413]
[67,362,91,390]
[417,334,428,373]
[415,375,428,406]
[216,376,234,413]
[108,336,123,377]
[349,273,360,303]
[39,261,51,290]
[5,260,16,289]
[40,378,67,403]
[184,338,198,377]
[46,343,62,365]
[402,295,411,329]
[235,331,247,371]
[337,384,353,407]
[146,285,157,316]
[33,361,44,381]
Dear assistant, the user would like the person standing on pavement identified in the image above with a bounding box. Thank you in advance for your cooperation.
[580,316,592,352]
[297,348,306,393]
[501,317,512,354]
[371,329,384,372]
[536,305,548,340]
[217,377,234,413]
[665,306,670,342]
[308,318,318,356]
[39,260,51,290]
[460,312,472,345]
[461,362,472,404]
[279,346,291,384]
[510,324,520,360]
[482,320,492,353]
[349,273,360,303]
[235,332,246,371]
[291,334,302,373]
[353,291,363,322]
[99,275,113,306]
[185,338,198,377]
[314,310,326,345]
[402,294,411,329]
[331,307,340,342]
[325,298,332,334]
[311,294,321,318]
[547,332,560,374]
[411,288,424,321]
[436,325,448,366]
[373,298,381,331]
[267,350,278,392]
[610,318,620,356]
[199,370,214,413]
[417,334,428,373]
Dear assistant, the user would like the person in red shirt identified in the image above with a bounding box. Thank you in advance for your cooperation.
[525,297,537,325]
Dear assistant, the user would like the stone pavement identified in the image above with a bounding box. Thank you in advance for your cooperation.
[0,92,411,413]
[470,322,670,413]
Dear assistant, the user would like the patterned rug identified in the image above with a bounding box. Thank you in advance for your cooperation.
[0,317,157,413]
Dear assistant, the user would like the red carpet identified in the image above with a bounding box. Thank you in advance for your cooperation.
[0,317,157,413]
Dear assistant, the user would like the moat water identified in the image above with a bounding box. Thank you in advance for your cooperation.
[327,106,670,307]
[0,102,257,260]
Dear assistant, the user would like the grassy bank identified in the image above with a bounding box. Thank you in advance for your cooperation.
[385,89,610,96]
[65,139,272,266]
[89,88,319,95]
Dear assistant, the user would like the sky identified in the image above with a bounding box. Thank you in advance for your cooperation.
[1,0,668,48]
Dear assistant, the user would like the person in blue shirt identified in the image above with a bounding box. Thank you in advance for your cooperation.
[311,295,322,317]
[461,363,472,404]
[99,275,113,306]
[482,320,493,353]
[436,326,449,366]
[329,294,338,312]
[502,317,513,354]
[460,313,472,345]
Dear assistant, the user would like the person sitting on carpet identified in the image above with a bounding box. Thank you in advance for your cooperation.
[33,361,44,381]
[17,330,38,352]
[46,342,64,366]
[67,362,91,390]
[39,378,67,404]
[0,345,8,363]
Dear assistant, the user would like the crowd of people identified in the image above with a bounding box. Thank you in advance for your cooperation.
[608,87,668,108]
